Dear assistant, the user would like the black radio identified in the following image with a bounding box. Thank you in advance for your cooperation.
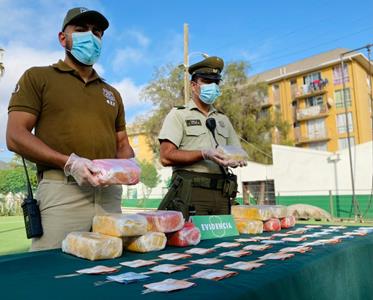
[21,157,43,239]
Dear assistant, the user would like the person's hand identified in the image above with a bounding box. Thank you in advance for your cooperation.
[201,149,229,167]
[63,153,101,186]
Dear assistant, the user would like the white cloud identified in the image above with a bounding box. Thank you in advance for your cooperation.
[126,30,150,47]
[112,77,145,108]
[112,47,144,71]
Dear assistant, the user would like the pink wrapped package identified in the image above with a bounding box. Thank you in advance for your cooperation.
[167,222,201,247]
[280,216,296,229]
[138,210,184,233]
[263,218,281,232]
[93,158,140,185]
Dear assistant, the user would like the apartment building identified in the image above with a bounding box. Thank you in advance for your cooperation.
[126,124,154,162]
[250,48,373,151]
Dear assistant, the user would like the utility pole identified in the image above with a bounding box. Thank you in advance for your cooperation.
[183,23,189,104]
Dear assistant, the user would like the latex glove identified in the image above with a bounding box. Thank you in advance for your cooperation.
[201,149,229,167]
[64,153,101,186]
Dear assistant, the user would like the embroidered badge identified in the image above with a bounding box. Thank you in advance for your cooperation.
[218,120,226,128]
[103,88,116,106]
[186,119,202,127]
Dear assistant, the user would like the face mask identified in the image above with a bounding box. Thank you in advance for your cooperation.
[66,31,102,65]
[199,83,221,105]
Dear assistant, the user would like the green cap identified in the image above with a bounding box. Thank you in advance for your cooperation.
[188,56,224,80]
[62,7,109,31]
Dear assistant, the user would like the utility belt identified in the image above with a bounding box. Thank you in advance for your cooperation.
[158,170,238,219]
[37,169,76,184]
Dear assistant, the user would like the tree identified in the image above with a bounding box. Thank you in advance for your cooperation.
[0,48,4,77]
[0,155,37,194]
[137,159,161,207]
[140,61,291,164]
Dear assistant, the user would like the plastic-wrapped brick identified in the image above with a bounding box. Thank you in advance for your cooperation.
[92,214,148,237]
[123,232,167,253]
[138,210,184,233]
[231,205,272,221]
[93,158,140,185]
[167,222,201,247]
[263,218,281,232]
[280,216,296,229]
[62,232,122,261]
[234,219,263,234]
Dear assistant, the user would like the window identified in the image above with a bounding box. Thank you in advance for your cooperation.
[258,108,269,119]
[308,142,328,151]
[338,137,355,150]
[333,64,349,85]
[127,187,137,199]
[306,95,323,107]
[334,88,351,108]
[307,119,326,139]
[303,72,321,85]
[336,112,353,134]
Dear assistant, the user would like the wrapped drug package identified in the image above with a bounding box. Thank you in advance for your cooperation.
[123,232,167,253]
[270,205,288,219]
[167,222,201,247]
[217,145,249,162]
[231,205,271,221]
[263,218,281,232]
[93,158,140,185]
[92,214,148,237]
[138,210,184,233]
[234,219,263,234]
[62,232,122,261]
[280,216,296,229]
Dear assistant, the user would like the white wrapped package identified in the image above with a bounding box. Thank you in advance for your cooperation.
[234,219,263,234]
[93,158,140,185]
[92,214,148,237]
[138,210,184,233]
[123,232,167,253]
[217,145,248,162]
[62,232,122,261]
[270,205,288,219]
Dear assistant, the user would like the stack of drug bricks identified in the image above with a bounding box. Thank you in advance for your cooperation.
[231,205,296,234]
[62,210,201,261]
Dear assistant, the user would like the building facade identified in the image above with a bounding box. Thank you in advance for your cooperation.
[251,48,373,152]
[126,124,154,162]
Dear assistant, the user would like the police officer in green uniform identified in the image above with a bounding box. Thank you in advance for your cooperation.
[158,56,247,217]
[6,7,134,250]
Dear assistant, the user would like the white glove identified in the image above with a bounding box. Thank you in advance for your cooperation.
[201,149,229,167]
[64,153,101,186]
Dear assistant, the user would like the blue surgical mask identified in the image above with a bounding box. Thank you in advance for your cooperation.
[199,83,221,105]
[67,31,102,65]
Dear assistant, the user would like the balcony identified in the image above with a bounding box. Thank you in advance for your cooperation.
[294,78,328,100]
[296,104,329,121]
[294,127,330,145]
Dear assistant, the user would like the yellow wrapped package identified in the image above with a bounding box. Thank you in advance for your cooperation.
[62,232,122,261]
[234,219,263,234]
[123,232,167,253]
[232,205,277,221]
[92,213,148,237]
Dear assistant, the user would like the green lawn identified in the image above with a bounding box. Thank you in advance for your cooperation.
[0,216,30,256]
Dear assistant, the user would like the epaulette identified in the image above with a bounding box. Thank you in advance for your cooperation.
[174,105,186,109]
[217,109,225,115]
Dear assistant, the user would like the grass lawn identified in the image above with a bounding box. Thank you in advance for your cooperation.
[0,216,30,256]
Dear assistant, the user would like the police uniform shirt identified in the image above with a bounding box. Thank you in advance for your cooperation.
[159,100,241,174]
[8,60,126,172]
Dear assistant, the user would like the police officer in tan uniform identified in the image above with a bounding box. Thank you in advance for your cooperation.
[6,7,134,250]
[158,56,246,217]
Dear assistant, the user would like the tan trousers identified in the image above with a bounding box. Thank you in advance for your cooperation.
[31,170,122,251]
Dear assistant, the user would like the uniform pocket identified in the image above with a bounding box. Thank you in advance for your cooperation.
[216,126,229,139]
[185,125,208,136]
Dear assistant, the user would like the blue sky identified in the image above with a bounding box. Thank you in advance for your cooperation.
[0,0,372,161]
